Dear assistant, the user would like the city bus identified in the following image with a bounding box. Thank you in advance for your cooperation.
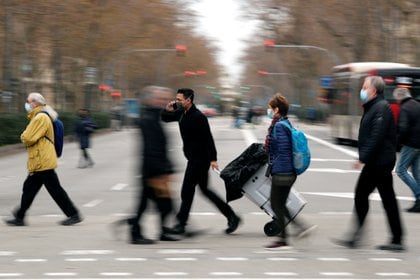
[328,62,420,144]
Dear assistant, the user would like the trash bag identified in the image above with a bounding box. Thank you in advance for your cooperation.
[220,143,268,202]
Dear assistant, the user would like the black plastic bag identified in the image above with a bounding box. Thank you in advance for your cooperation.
[220,143,268,202]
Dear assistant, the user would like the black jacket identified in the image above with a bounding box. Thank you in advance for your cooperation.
[161,104,217,162]
[397,97,420,149]
[358,95,396,165]
[139,107,173,178]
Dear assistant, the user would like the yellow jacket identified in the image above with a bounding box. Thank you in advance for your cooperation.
[21,106,57,172]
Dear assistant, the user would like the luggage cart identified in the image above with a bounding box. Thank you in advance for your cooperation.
[241,164,307,236]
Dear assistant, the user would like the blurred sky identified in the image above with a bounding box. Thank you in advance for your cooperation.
[187,0,259,86]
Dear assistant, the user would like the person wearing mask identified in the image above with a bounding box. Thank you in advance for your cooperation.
[74,108,97,168]
[393,87,420,213]
[265,93,316,249]
[333,76,405,251]
[4,92,82,226]
[161,88,241,235]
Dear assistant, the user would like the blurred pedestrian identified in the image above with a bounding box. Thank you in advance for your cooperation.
[231,106,241,128]
[393,87,420,213]
[74,108,97,168]
[161,88,241,235]
[333,76,405,251]
[4,92,82,226]
[264,93,316,250]
[117,86,178,244]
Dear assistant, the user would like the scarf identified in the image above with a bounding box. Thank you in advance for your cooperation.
[264,116,280,153]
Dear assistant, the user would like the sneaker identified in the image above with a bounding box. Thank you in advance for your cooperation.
[265,240,291,250]
[167,224,186,235]
[4,217,25,226]
[377,243,405,252]
[332,238,358,249]
[131,237,155,245]
[60,214,83,226]
[160,233,181,241]
[296,225,317,239]
[225,214,241,234]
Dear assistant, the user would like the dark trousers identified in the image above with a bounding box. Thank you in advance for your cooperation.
[15,170,79,219]
[177,160,234,226]
[271,174,297,239]
[131,178,173,234]
[353,162,403,244]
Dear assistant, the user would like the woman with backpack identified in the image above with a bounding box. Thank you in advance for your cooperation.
[264,93,315,250]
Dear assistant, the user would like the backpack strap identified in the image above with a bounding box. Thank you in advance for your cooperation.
[37,111,54,144]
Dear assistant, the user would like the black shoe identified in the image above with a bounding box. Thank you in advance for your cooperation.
[377,243,405,251]
[160,233,181,241]
[131,237,155,245]
[225,214,241,234]
[168,224,186,235]
[61,214,83,226]
[332,238,358,249]
[4,217,25,226]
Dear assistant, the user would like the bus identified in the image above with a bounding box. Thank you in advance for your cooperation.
[328,62,420,144]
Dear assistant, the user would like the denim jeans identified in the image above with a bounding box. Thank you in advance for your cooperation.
[395,146,420,199]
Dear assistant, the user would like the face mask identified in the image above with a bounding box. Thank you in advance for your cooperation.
[267,108,274,119]
[24,102,33,113]
[360,89,369,103]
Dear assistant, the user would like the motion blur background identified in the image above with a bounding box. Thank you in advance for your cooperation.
[0,0,419,129]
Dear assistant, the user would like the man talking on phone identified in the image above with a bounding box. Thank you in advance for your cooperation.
[161,88,241,235]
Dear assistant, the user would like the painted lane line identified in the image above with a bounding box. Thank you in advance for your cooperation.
[250,212,266,215]
[0,273,23,277]
[190,212,217,216]
[153,272,188,276]
[369,257,402,261]
[320,272,354,276]
[14,259,46,262]
[210,272,242,276]
[303,191,414,202]
[64,258,97,262]
[376,272,410,276]
[0,251,16,256]
[265,272,298,276]
[319,211,352,215]
[111,183,128,191]
[115,257,147,261]
[83,199,103,208]
[216,257,248,261]
[241,129,258,146]
[267,257,298,261]
[305,133,359,158]
[307,168,360,173]
[165,257,197,261]
[158,249,207,254]
[61,250,113,255]
[317,257,349,261]
[311,158,355,162]
[100,272,133,276]
[44,272,78,276]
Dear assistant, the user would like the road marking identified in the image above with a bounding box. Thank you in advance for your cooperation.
[44,272,78,276]
[0,273,23,277]
[61,250,113,255]
[165,257,197,261]
[306,133,358,158]
[100,272,132,276]
[312,158,355,162]
[115,257,147,261]
[317,257,349,261]
[216,257,248,261]
[64,258,97,262]
[267,257,298,261]
[308,168,360,173]
[111,183,128,191]
[0,251,16,256]
[320,272,354,276]
[83,199,103,207]
[154,272,188,276]
[210,272,242,276]
[376,272,410,276]
[241,129,258,146]
[14,259,46,262]
[190,212,217,216]
[264,272,298,276]
[369,257,402,261]
[303,192,414,201]
[319,211,352,215]
[158,249,206,254]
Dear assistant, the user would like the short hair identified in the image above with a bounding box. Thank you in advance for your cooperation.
[177,88,194,102]
[268,93,289,116]
[393,87,412,100]
[366,76,385,95]
[28,92,46,106]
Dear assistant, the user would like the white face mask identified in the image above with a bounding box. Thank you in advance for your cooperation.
[24,102,33,113]
[360,89,369,103]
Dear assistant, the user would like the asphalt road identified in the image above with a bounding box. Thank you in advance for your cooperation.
[0,116,419,280]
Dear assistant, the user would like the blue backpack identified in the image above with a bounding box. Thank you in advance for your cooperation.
[279,120,311,175]
[39,111,64,157]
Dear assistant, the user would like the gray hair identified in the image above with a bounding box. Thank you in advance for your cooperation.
[366,76,385,95]
[28,92,46,106]
[393,87,412,100]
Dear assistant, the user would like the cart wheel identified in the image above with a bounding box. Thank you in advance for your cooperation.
[264,221,280,236]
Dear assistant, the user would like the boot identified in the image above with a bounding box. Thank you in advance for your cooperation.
[406,199,420,213]
[129,220,154,245]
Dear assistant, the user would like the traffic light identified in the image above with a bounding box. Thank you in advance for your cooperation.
[176,45,187,57]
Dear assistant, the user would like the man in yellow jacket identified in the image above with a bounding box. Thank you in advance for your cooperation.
[4,92,82,226]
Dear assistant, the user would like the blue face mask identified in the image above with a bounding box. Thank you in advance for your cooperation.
[267,108,274,119]
[360,89,369,103]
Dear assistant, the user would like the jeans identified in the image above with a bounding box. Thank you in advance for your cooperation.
[395,146,420,199]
